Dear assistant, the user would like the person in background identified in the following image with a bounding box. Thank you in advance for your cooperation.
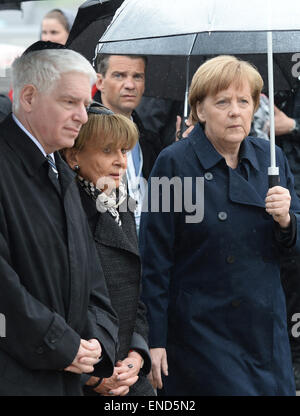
[0,94,12,123]
[250,93,270,140]
[139,55,300,395]
[94,54,163,234]
[63,103,155,396]
[136,96,183,147]
[251,87,300,390]
[0,41,118,396]
[41,8,75,45]
[274,89,300,391]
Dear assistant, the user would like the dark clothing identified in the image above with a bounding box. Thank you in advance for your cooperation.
[131,109,162,180]
[140,123,300,395]
[281,254,300,360]
[0,115,118,396]
[275,88,300,366]
[93,90,162,179]
[275,88,300,196]
[0,95,11,123]
[136,96,183,148]
[79,188,154,396]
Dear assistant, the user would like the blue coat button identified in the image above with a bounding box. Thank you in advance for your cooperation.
[204,172,214,181]
[218,212,227,221]
[226,255,235,264]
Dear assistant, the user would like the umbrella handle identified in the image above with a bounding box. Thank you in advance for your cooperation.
[268,175,280,188]
[268,166,280,188]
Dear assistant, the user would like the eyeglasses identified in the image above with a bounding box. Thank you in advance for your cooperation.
[86,101,114,116]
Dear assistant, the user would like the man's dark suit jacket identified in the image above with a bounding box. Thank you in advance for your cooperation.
[0,115,118,396]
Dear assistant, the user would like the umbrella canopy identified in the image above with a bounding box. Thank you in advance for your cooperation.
[95,50,298,102]
[66,0,123,63]
[100,0,300,39]
[97,0,300,182]
[98,0,300,98]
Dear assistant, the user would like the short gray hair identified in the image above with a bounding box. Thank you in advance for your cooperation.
[12,48,97,112]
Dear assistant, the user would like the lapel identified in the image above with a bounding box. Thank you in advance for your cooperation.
[95,208,139,257]
[55,152,77,197]
[3,114,46,176]
[228,138,267,208]
[228,167,266,208]
[79,187,139,257]
[47,164,61,196]
[189,123,267,208]
[2,115,76,198]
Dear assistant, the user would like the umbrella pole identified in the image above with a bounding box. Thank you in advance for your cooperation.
[183,59,190,122]
[183,34,198,123]
[267,31,279,188]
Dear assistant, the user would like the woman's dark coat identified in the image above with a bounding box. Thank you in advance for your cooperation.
[79,189,154,396]
[0,115,118,396]
[139,123,300,396]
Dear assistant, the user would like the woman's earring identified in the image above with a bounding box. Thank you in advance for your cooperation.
[74,165,80,173]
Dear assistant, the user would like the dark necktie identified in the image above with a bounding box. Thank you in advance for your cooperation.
[46,154,61,194]
[46,154,58,178]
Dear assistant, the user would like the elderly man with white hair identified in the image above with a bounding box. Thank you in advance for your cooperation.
[0,41,118,396]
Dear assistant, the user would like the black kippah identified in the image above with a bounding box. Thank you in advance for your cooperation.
[87,101,114,116]
[22,41,67,56]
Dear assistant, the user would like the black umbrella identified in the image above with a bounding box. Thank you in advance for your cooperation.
[98,31,300,100]
[0,3,20,11]
[66,0,123,63]
[0,0,46,10]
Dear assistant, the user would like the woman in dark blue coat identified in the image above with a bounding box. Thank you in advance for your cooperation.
[139,55,300,396]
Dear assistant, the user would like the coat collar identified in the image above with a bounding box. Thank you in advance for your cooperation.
[189,123,260,172]
[95,207,139,257]
[79,186,139,257]
[55,152,77,194]
[2,114,76,193]
[189,123,266,208]
[3,114,46,177]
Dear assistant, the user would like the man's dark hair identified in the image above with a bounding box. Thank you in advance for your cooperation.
[96,54,148,76]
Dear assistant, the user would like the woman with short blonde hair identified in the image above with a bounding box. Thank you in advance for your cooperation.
[64,103,155,397]
[140,55,300,396]
[73,111,138,153]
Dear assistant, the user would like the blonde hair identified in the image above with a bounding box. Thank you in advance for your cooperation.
[73,112,138,152]
[189,55,263,124]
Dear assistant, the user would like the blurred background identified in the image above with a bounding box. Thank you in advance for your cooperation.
[0,0,83,93]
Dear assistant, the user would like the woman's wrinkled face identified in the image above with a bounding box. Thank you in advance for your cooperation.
[75,140,128,190]
[196,81,254,148]
[41,18,69,45]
